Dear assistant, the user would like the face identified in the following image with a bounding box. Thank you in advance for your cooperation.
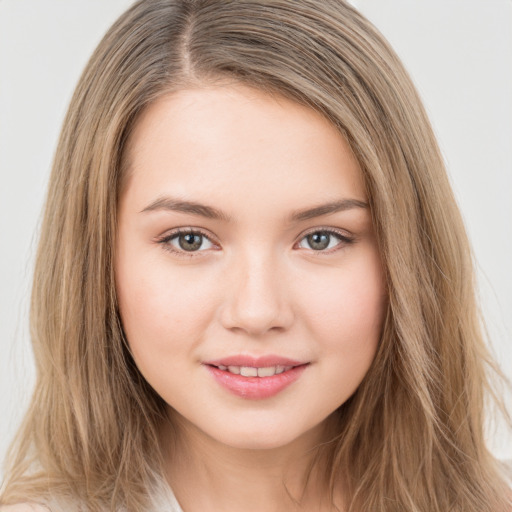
[116,84,386,451]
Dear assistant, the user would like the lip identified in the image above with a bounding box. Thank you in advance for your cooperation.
[205,355,305,368]
[203,355,309,400]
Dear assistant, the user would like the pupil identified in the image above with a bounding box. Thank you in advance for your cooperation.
[179,233,202,251]
[308,232,330,250]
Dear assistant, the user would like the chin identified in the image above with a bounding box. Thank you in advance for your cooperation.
[204,418,327,453]
[220,434,295,451]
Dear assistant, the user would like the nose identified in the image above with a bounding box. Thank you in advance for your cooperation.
[219,252,294,336]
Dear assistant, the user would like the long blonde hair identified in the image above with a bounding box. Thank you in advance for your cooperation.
[1,1,510,510]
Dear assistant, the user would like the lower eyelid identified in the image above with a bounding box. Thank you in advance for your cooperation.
[156,229,218,252]
[155,228,353,254]
[296,229,354,249]
[171,234,212,250]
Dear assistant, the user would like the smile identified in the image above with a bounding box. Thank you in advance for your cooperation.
[204,356,309,400]
[215,365,293,377]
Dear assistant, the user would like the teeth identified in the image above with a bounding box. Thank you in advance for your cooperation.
[257,366,276,377]
[218,365,294,377]
[240,366,258,377]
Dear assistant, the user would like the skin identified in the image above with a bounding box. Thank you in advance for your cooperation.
[116,84,387,511]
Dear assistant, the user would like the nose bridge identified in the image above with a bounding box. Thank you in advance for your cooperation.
[221,247,292,335]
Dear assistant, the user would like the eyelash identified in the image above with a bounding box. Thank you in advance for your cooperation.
[295,228,354,253]
[155,227,354,257]
[156,228,219,258]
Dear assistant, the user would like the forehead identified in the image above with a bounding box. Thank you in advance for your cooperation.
[121,84,366,215]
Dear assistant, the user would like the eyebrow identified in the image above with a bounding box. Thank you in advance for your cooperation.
[289,198,368,221]
[140,196,368,222]
[140,197,231,221]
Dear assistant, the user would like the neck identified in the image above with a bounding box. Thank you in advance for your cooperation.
[162,411,343,512]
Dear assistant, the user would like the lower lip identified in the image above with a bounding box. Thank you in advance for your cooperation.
[205,365,308,400]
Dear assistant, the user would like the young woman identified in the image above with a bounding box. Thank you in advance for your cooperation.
[1,1,510,511]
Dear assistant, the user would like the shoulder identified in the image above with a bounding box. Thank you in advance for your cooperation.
[0,504,49,512]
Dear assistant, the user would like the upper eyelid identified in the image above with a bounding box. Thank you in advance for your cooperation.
[296,226,353,240]
[157,225,351,236]
[156,226,217,242]
[156,228,219,257]
[155,226,353,249]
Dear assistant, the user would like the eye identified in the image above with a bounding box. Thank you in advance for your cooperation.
[157,229,217,254]
[296,229,352,252]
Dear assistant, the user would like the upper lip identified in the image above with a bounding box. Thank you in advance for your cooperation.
[204,355,307,368]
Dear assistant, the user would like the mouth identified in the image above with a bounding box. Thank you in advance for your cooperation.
[203,356,309,399]
[211,364,295,377]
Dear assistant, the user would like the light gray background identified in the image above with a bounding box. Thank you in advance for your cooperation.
[1,0,511,474]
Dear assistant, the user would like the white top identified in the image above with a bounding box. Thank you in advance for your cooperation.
[2,462,511,512]
[154,485,184,512]
[0,506,48,512]
[0,485,184,512]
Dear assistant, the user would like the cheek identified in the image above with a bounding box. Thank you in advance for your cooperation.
[115,252,218,361]
[297,249,386,363]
